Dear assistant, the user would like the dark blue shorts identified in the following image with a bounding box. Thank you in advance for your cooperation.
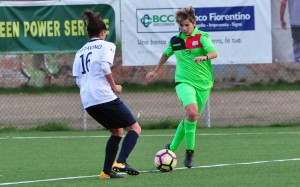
[86,98,137,129]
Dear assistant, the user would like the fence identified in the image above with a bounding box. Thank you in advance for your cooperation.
[1,0,300,129]
[1,53,300,130]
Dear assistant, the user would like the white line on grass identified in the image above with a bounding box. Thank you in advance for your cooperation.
[0,131,299,140]
[0,175,99,186]
[173,158,300,170]
[0,158,300,186]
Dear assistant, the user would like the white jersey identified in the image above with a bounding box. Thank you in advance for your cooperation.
[288,0,300,26]
[72,38,117,109]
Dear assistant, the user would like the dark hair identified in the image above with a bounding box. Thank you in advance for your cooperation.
[175,6,196,24]
[82,9,106,38]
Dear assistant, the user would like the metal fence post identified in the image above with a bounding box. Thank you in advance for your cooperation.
[82,106,86,131]
[205,96,211,128]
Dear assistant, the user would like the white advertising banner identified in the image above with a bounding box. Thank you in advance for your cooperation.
[121,0,272,66]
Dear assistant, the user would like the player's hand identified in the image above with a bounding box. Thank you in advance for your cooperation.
[113,85,122,94]
[194,56,207,63]
[145,71,157,82]
[281,20,287,30]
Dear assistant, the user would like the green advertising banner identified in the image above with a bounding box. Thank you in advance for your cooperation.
[0,0,118,54]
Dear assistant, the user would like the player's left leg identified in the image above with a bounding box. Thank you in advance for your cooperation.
[183,104,198,168]
[100,128,124,179]
[168,83,197,152]
[104,129,122,170]
[184,88,211,168]
[113,122,141,175]
[108,99,141,175]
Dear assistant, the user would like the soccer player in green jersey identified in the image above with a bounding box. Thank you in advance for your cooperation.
[145,6,218,168]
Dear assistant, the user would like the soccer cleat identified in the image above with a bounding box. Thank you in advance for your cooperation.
[99,171,125,179]
[164,143,171,150]
[112,162,140,175]
[184,150,194,168]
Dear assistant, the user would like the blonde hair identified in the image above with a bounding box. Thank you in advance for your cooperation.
[175,6,196,24]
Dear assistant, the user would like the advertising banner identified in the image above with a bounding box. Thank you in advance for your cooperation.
[0,0,119,54]
[121,0,272,65]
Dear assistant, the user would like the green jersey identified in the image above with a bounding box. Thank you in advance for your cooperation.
[164,27,217,90]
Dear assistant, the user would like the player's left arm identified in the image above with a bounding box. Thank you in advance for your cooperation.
[101,60,122,94]
[280,0,287,30]
[72,55,81,88]
[101,42,122,93]
[105,73,122,94]
[201,33,218,59]
[194,34,218,63]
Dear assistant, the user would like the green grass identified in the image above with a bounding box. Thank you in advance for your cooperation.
[1,80,300,95]
[1,126,300,186]
[3,120,300,132]
[30,122,72,131]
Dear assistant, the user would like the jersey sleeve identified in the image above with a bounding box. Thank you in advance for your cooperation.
[163,40,174,57]
[72,54,80,77]
[101,42,116,67]
[200,33,218,55]
[100,61,112,75]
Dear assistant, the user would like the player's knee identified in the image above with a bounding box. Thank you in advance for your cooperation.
[186,112,198,122]
[110,128,123,137]
[133,123,142,135]
[127,122,141,135]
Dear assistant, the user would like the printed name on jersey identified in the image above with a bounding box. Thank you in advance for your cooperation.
[76,44,102,54]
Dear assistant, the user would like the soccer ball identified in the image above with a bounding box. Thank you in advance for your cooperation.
[154,149,177,172]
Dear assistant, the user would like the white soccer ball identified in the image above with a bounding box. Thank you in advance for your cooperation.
[154,149,177,172]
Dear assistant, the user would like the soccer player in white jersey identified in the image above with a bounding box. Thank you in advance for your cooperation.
[72,9,141,179]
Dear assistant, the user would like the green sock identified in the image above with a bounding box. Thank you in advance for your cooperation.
[184,118,197,150]
[170,121,185,151]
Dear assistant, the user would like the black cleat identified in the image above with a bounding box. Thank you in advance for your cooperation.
[99,171,125,179]
[164,143,171,150]
[112,162,139,175]
[184,150,194,168]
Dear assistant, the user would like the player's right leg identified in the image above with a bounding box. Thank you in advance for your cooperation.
[165,120,185,151]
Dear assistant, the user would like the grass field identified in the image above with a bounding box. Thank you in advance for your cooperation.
[1,126,300,187]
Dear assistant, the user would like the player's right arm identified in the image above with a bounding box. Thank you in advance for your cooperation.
[145,53,169,82]
[145,38,174,82]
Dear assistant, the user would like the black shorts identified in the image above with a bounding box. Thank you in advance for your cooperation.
[86,98,137,129]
